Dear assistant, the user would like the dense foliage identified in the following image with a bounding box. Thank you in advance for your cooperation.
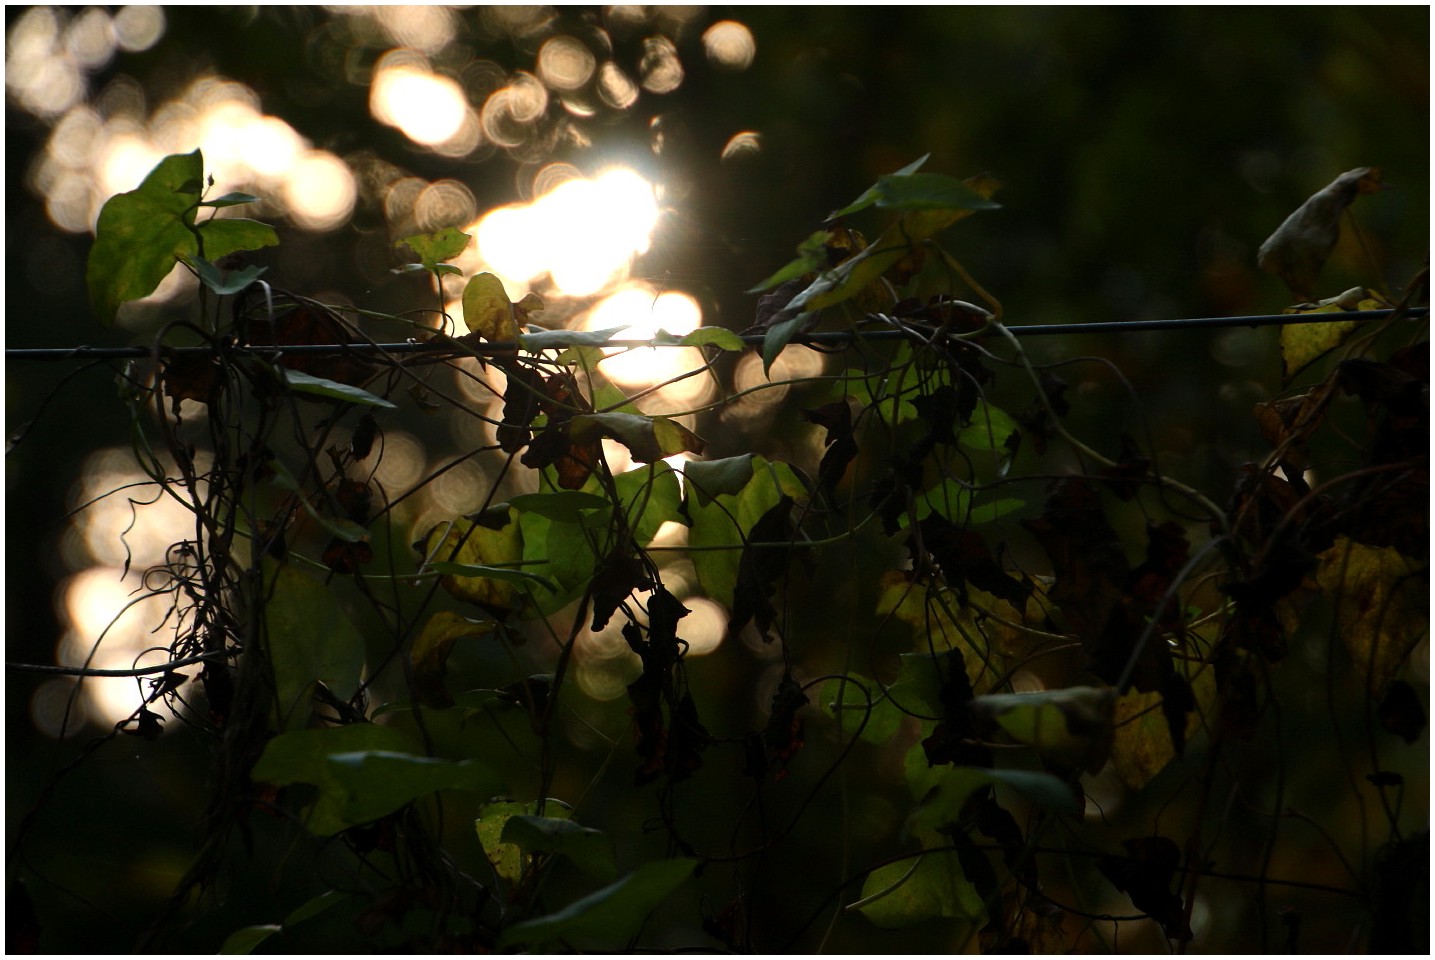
[5,7,1428,955]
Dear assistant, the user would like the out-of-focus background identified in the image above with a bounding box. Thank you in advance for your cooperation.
[5,6,1428,953]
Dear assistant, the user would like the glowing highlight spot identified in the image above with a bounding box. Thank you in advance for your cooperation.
[702,20,756,71]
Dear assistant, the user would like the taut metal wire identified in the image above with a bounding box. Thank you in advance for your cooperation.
[4,308,1423,362]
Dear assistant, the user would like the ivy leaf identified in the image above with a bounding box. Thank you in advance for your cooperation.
[1279,286,1389,382]
[748,230,832,293]
[508,490,613,522]
[199,190,261,208]
[852,851,984,930]
[264,562,367,730]
[666,326,748,351]
[462,273,542,341]
[476,799,545,885]
[867,172,1003,213]
[279,368,395,408]
[87,150,204,326]
[197,217,279,260]
[497,858,698,950]
[501,815,618,882]
[761,311,812,376]
[686,456,807,609]
[410,610,497,709]
[398,226,471,272]
[1315,535,1427,694]
[251,724,417,835]
[518,325,629,351]
[187,256,268,296]
[1098,836,1192,942]
[834,154,930,218]
[419,512,527,613]
[1258,167,1382,301]
[219,925,282,955]
[568,412,707,463]
[326,750,503,827]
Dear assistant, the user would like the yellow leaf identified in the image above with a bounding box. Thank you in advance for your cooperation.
[462,272,520,341]
[1315,536,1428,694]
[1110,648,1217,792]
[421,512,524,611]
[410,611,497,708]
[1279,287,1390,381]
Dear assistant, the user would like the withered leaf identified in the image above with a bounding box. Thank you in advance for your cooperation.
[1258,167,1383,300]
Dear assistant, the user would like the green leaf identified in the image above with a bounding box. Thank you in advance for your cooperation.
[906,763,1080,839]
[477,799,549,885]
[252,724,417,835]
[671,327,747,351]
[219,924,282,955]
[420,513,527,612]
[968,498,1025,524]
[498,858,698,950]
[283,889,351,928]
[761,311,811,376]
[686,455,807,607]
[518,325,630,351]
[188,256,267,296]
[326,750,504,826]
[501,815,617,882]
[508,490,613,522]
[410,610,498,709]
[87,150,204,326]
[956,400,1019,451]
[279,368,396,408]
[821,674,908,745]
[834,154,930,218]
[852,851,983,929]
[198,217,279,260]
[683,454,757,507]
[463,272,520,340]
[568,412,706,463]
[614,461,682,546]
[264,563,367,729]
[870,172,1003,212]
[748,230,832,293]
[970,686,1114,774]
[199,190,261,208]
[399,226,471,271]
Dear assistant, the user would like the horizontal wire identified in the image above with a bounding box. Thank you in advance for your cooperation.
[4,308,1423,362]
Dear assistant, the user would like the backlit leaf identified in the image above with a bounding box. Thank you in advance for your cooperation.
[568,412,706,463]
[219,925,282,955]
[463,272,521,340]
[252,724,417,836]
[852,851,984,929]
[498,858,698,949]
[518,325,629,351]
[870,172,1003,212]
[477,800,542,885]
[686,455,806,608]
[264,563,367,730]
[326,750,503,826]
[399,226,471,271]
[420,512,526,612]
[970,686,1114,774]
[87,150,203,326]
[1279,287,1389,381]
[1316,535,1428,694]
[410,611,497,709]
[501,815,617,882]
[198,217,279,260]
[748,230,832,292]
[279,368,395,408]
[834,154,930,218]
[1111,649,1217,791]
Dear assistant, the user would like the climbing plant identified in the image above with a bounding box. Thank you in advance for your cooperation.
[9,150,1427,953]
